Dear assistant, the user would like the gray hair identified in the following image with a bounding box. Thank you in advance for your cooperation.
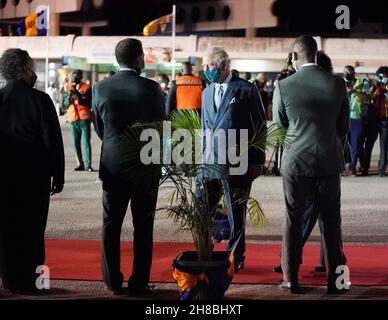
[205,46,230,68]
[0,48,33,81]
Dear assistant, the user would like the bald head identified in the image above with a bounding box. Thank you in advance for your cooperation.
[292,35,318,69]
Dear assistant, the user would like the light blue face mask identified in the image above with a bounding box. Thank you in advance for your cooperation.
[203,68,221,83]
[383,77,388,84]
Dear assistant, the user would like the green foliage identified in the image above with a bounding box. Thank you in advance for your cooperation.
[120,110,291,261]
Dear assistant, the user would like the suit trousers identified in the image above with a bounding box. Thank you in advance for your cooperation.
[205,172,252,263]
[361,117,379,171]
[0,178,50,291]
[350,118,365,172]
[377,118,388,173]
[101,179,159,291]
[278,195,325,267]
[281,174,345,285]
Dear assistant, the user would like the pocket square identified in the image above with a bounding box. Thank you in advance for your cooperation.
[229,97,239,104]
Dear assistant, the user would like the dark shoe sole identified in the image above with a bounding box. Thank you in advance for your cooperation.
[314,266,326,272]
[273,265,283,274]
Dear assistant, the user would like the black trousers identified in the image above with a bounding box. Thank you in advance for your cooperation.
[361,117,379,171]
[0,178,50,291]
[281,174,346,285]
[205,172,252,263]
[101,179,159,291]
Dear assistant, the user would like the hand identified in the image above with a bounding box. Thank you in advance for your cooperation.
[249,165,264,180]
[50,180,64,196]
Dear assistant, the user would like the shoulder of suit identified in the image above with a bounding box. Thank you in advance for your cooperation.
[31,87,53,104]
[225,76,252,88]
[203,83,214,94]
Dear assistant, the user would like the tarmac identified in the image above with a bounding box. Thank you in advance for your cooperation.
[1,117,387,301]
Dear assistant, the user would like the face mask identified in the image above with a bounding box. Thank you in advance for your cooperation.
[382,77,388,84]
[203,68,221,83]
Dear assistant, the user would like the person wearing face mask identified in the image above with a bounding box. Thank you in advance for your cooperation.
[92,38,166,296]
[373,66,388,177]
[166,61,206,117]
[198,46,266,273]
[64,69,93,172]
[0,48,64,294]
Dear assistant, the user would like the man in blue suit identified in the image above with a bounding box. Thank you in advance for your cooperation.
[198,47,266,272]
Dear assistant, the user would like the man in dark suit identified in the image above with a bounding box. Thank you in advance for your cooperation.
[273,36,350,294]
[92,38,165,295]
[0,49,64,294]
[199,47,266,271]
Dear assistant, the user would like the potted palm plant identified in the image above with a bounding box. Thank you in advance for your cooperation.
[120,110,289,300]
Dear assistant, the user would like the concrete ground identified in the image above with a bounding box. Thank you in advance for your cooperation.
[1,117,387,301]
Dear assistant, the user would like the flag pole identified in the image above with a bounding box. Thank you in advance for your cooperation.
[45,5,50,91]
[171,4,176,81]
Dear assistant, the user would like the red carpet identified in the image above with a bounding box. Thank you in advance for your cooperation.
[45,240,388,286]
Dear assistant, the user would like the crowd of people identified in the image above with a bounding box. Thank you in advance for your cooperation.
[0,35,387,297]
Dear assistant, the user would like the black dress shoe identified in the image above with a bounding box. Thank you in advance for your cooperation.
[314,265,326,272]
[74,164,85,171]
[278,280,299,294]
[127,284,158,296]
[273,265,283,274]
[327,283,351,295]
[104,286,124,296]
[234,261,245,273]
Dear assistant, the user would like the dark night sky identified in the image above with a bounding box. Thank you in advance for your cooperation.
[60,0,388,37]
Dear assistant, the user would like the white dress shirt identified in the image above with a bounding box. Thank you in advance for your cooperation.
[214,71,233,111]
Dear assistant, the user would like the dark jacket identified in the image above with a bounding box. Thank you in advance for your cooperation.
[0,79,65,185]
[200,75,267,179]
[92,70,166,184]
[273,65,350,177]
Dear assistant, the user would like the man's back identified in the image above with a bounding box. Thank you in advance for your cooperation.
[93,71,164,137]
[0,79,64,182]
[92,71,165,182]
[273,65,350,177]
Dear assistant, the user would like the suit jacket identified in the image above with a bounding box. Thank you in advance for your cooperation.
[200,75,266,179]
[92,70,166,184]
[0,79,65,185]
[272,65,350,177]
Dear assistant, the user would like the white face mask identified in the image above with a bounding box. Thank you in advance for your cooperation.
[160,83,166,90]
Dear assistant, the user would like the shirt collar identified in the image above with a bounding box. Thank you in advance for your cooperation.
[119,67,137,73]
[215,71,232,87]
[300,63,317,69]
